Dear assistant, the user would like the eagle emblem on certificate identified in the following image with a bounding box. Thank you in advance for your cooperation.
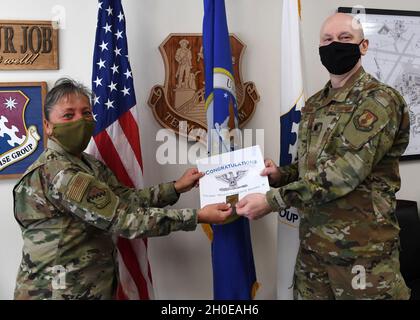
[216,170,248,191]
[197,146,270,216]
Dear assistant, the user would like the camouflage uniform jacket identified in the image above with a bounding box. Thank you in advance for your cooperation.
[266,67,410,258]
[13,139,197,300]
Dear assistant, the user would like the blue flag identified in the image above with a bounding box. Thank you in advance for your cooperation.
[203,0,258,300]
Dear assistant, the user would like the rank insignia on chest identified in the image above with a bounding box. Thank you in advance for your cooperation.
[354,110,378,132]
[312,122,323,134]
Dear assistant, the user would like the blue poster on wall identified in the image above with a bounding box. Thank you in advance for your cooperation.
[0,83,46,178]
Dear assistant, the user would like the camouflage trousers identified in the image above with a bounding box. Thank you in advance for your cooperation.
[294,246,411,300]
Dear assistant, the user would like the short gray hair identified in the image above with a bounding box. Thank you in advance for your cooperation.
[44,78,92,121]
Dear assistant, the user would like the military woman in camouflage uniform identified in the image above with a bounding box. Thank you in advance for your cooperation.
[14,78,232,300]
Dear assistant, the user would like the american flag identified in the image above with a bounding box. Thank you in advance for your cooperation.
[88,0,154,300]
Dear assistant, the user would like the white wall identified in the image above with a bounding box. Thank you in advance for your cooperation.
[0,0,419,300]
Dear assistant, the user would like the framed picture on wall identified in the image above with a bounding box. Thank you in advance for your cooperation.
[339,7,420,161]
[0,82,47,179]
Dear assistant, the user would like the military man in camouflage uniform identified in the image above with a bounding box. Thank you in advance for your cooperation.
[236,13,411,299]
[14,78,232,300]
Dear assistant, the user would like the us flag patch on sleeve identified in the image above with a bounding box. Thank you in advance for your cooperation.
[66,172,93,203]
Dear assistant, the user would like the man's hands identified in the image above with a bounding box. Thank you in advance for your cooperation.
[198,203,233,224]
[236,193,272,220]
[236,158,281,219]
[198,194,272,224]
[261,159,281,186]
[174,168,204,194]
[232,159,278,220]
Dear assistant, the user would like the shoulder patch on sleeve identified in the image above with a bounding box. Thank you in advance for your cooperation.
[343,98,389,149]
[86,185,111,209]
[353,110,378,132]
[66,172,93,203]
[78,179,119,221]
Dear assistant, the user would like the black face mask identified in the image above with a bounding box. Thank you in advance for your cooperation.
[319,40,364,75]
